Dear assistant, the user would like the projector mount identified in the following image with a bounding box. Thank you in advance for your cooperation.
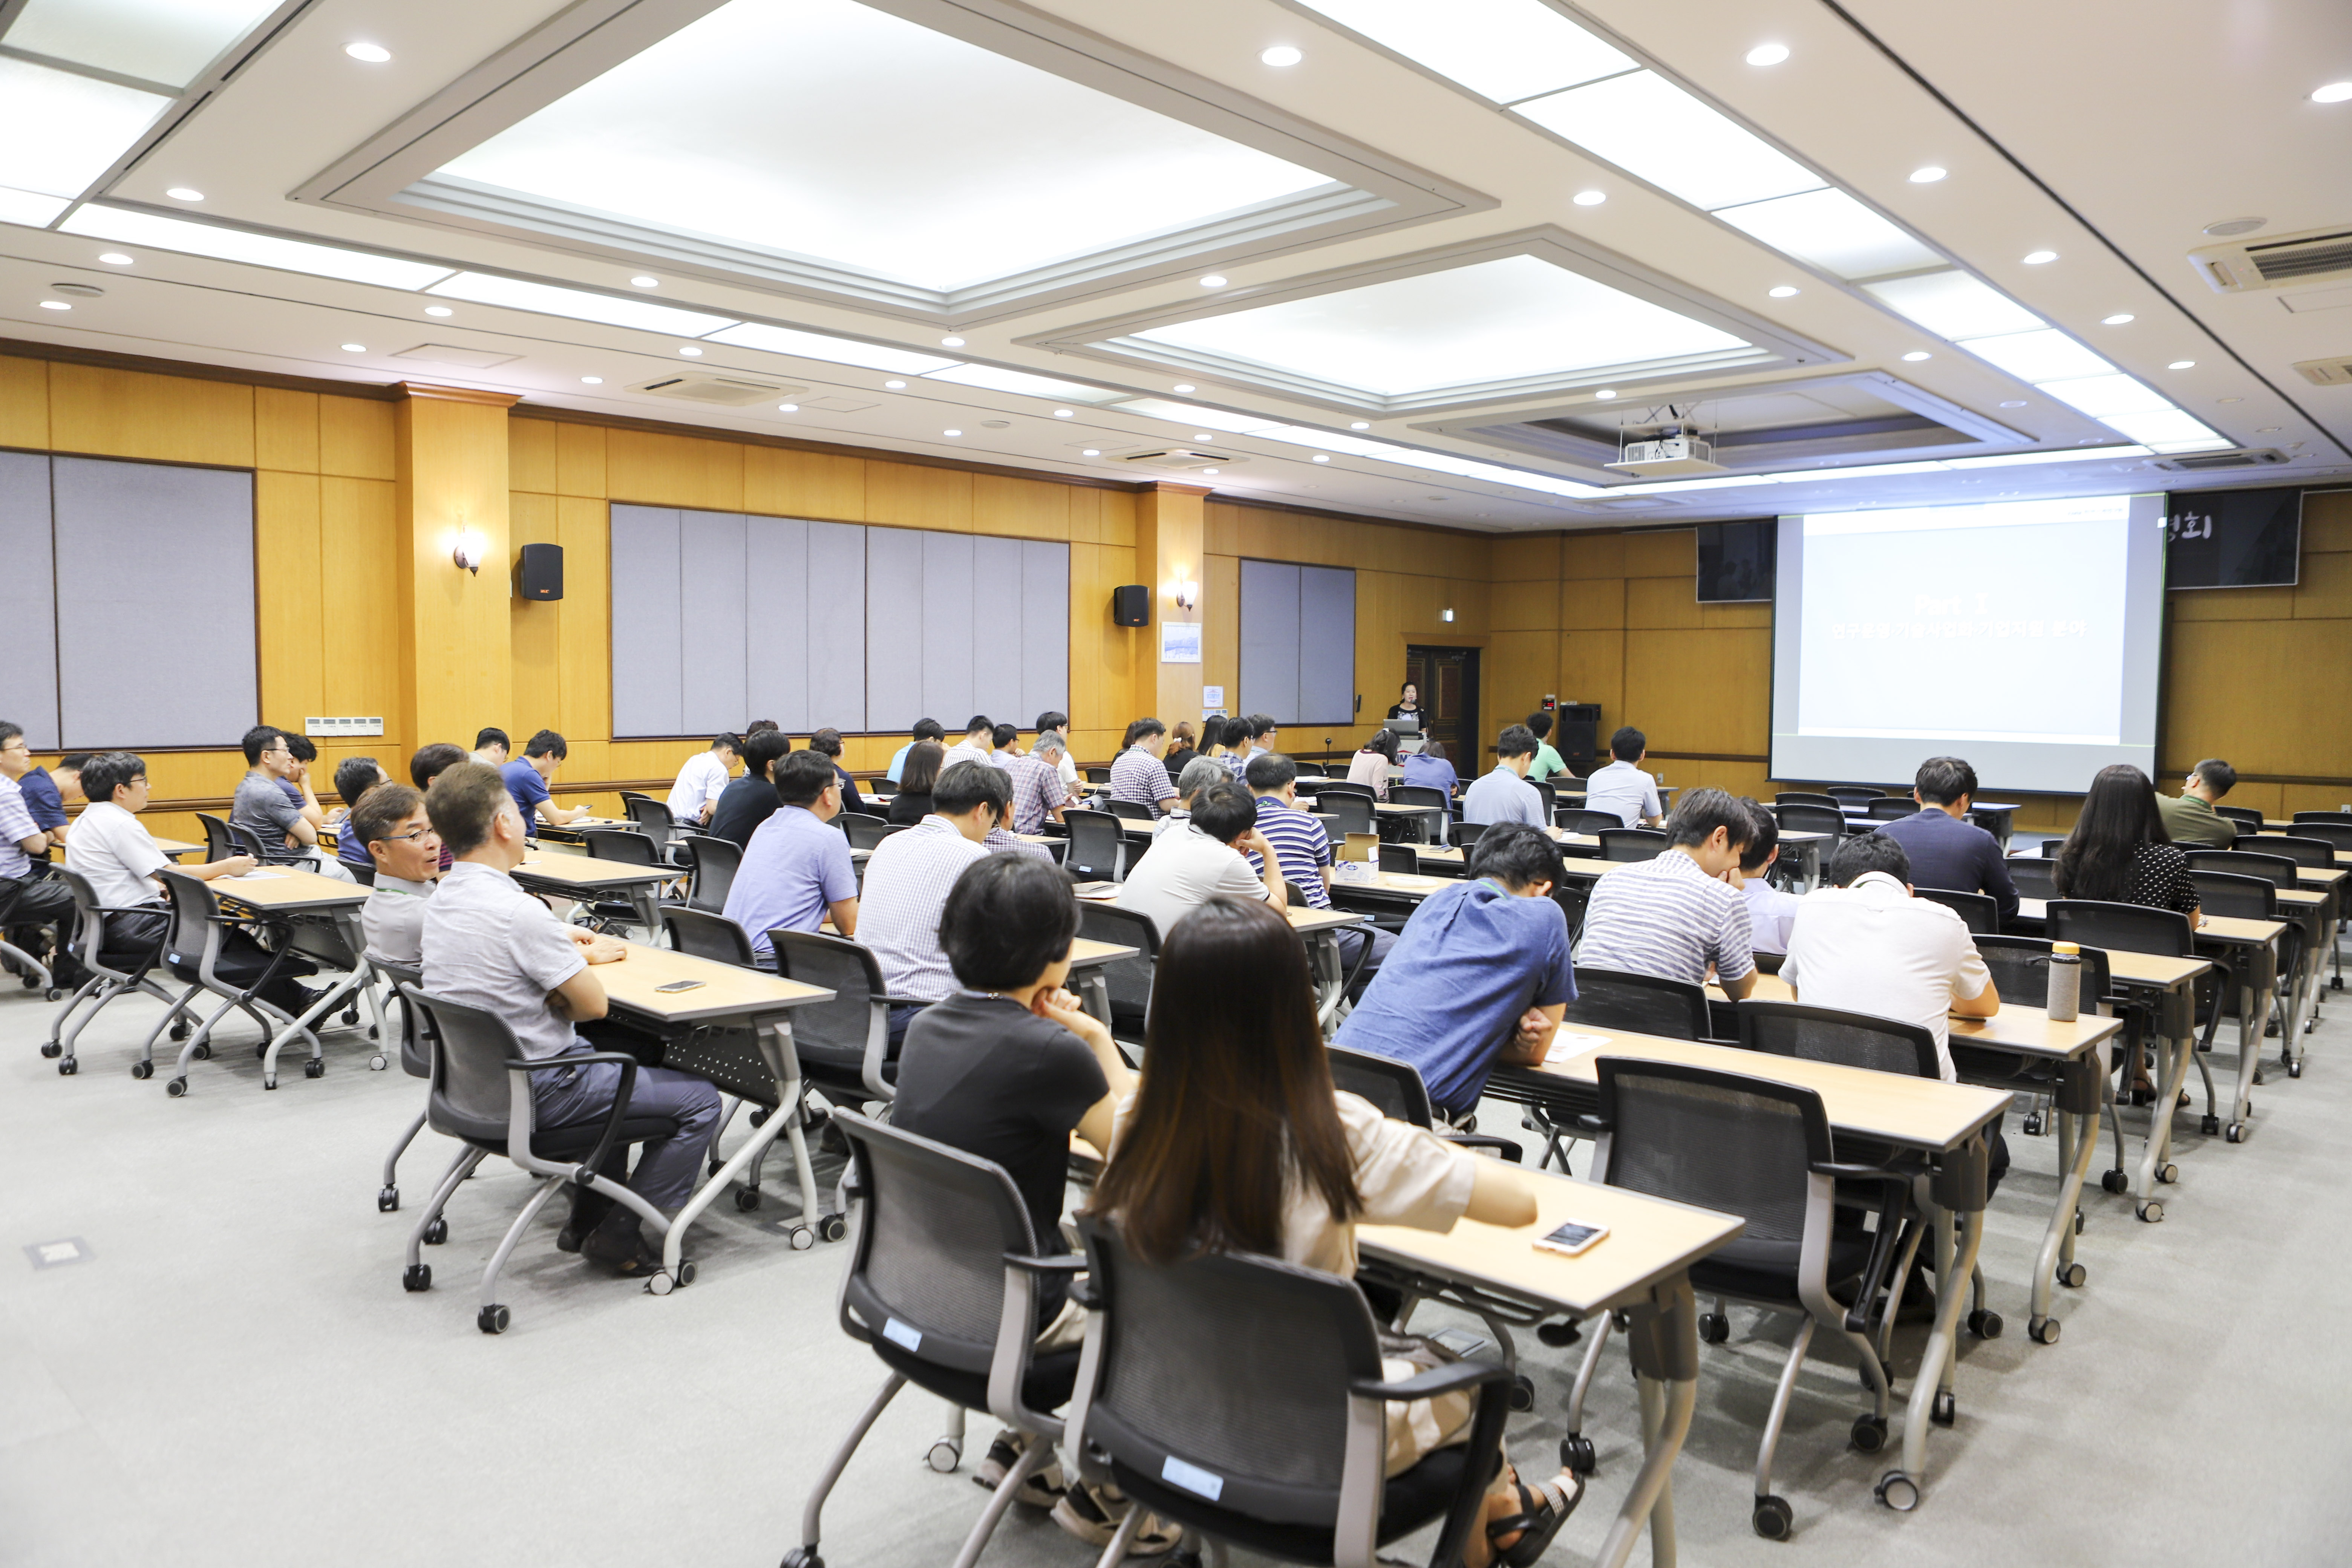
[1607,401,1727,477]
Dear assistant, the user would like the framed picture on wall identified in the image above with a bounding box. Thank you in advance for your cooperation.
[1161,620,1202,663]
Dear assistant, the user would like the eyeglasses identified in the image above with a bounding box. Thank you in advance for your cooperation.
[376,828,436,845]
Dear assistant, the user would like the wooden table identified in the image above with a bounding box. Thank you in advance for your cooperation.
[148,836,202,860]
[1287,905,1366,1029]
[1358,1168,1742,1568]
[1064,934,1139,1030]
[513,852,679,933]
[1419,844,1626,884]
[530,814,629,846]
[199,865,382,1090]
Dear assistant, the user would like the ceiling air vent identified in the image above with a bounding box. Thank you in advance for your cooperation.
[2292,355,2352,387]
[2189,224,2352,293]
[2151,448,2288,472]
[628,372,804,406]
[1115,447,1244,473]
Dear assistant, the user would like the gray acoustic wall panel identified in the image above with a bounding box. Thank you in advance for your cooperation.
[1019,538,1070,724]
[608,506,682,738]
[0,454,56,750]
[1239,559,1302,723]
[52,457,255,749]
[1298,565,1357,725]
[921,531,976,727]
[743,516,810,734]
[864,524,926,735]
[804,521,866,733]
[677,510,747,736]
[969,536,1026,725]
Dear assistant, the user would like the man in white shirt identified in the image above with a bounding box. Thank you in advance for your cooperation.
[1116,780,1287,939]
[940,715,996,773]
[1461,724,1547,828]
[350,782,439,965]
[469,727,509,768]
[1734,799,1804,957]
[1036,710,1082,800]
[420,762,720,1276]
[1584,726,1664,828]
[666,733,740,825]
[857,760,1009,1043]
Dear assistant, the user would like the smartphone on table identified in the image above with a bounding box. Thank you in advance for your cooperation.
[1533,1219,1608,1258]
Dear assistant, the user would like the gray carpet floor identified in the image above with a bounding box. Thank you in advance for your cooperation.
[2,960,2347,1568]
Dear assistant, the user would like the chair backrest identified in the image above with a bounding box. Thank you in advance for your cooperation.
[1823,787,1883,805]
[1592,1058,1828,1251]
[2186,870,2276,921]
[1311,779,1374,803]
[835,1111,1040,1376]
[1866,798,1919,821]
[1075,1214,1383,1524]
[1973,934,2110,1009]
[2285,819,2352,854]
[153,868,221,972]
[2214,805,2265,827]
[397,983,518,1146]
[1776,791,1840,809]
[1294,761,1327,777]
[1390,784,1448,813]
[1531,779,1557,821]
[841,815,902,852]
[2183,848,2297,889]
[660,905,757,966]
[196,812,238,864]
[1085,766,1113,784]
[1104,798,1154,824]
[1775,802,1847,838]
[1597,827,1667,863]
[1078,902,1161,1032]
[1915,885,1998,934]
[580,827,660,866]
[2259,835,2337,869]
[1559,965,1712,1040]
[1321,793,1374,837]
[1453,820,1486,849]
[371,958,430,1076]
[2007,856,2059,900]
[622,795,678,842]
[55,868,139,970]
[1560,808,1626,836]
[1324,1044,1436,1127]
[2047,898,2193,958]
[679,832,742,912]
[1064,810,1127,882]
[2040,838,2065,856]
[1738,998,1940,1079]
[770,929,893,1088]
[1376,842,1419,875]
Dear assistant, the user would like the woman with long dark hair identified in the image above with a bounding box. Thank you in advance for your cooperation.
[1087,897,1569,1567]
[2053,764,2200,919]
[1346,724,1398,800]
[887,741,944,826]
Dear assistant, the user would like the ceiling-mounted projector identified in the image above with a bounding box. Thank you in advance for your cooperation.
[1605,433,1726,477]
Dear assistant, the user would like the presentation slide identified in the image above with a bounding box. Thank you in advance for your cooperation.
[1770,494,2167,796]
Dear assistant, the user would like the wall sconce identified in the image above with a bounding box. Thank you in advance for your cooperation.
[1441,607,1455,622]
[451,527,488,575]
[1173,578,1199,612]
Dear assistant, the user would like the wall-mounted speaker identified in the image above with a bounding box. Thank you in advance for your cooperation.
[514,542,564,601]
[1112,584,1148,627]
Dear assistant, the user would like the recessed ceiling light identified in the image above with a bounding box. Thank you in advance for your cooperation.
[1767,285,1800,298]
[2202,217,2265,237]
[1200,468,1220,475]
[2219,397,2242,403]
[980,420,1010,430]
[1199,275,1228,289]
[1571,190,1606,207]
[1260,45,1303,67]
[1999,399,2028,407]
[943,428,962,437]
[1082,448,1101,456]
[940,335,965,346]
[1349,421,1371,430]
[340,343,366,352]
[1595,388,1617,399]
[97,253,132,266]
[630,276,659,288]
[39,300,70,311]
[1908,166,1948,183]
[1745,43,1790,66]
[884,379,907,389]
[344,42,391,63]
[2258,426,2283,433]
[1312,454,1331,462]
[1194,432,1213,441]
[424,305,453,317]
[165,188,203,202]
[778,403,798,411]
[1901,351,1933,361]
[1053,408,1075,418]
[1173,383,1195,394]
[678,345,703,356]
[2311,81,2352,104]
[581,376,603,384]
[2022,250,2058,265]
[2101,313,2134,325]
[2168,360,2196,370]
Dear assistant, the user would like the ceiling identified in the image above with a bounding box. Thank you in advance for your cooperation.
[0,0,2346,532]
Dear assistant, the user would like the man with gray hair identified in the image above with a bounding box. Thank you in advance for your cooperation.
[1154,756,1231,839]
[1001,730,1069,836]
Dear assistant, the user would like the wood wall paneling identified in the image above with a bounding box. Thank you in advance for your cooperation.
[254,387,318,473]
[0,355,48,449]
[743,444,864,522]
[866,461,973,533]
[47,364,253,467]
[606,428,743,512]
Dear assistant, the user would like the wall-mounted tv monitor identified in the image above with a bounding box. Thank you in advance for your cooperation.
[2166,487,2301,589]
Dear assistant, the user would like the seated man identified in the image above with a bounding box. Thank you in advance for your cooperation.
[470,728,509,768]
[887,719,944,784]
[1247,752,1393,977]
[230,725,355,881]
[12,749,83,847]
[1524,710,1571,782]
[0,723,76,955]
[724,751,859,961]
[1399,738,1458,797]
[1735,799,1804,957]
[1002,731,1069,836]
[708,728,792,848]
[1584,727,1664,828]
[61,750,318,1012]
[667,732,740,826]
[989,722,1023,769]
[940,715,995,772]
[352,782,439,965]
[1115,779,1287,938]
[858,761,1009,1042]
[331,756,390,876]
[1035,710,1081,800]
[1573,787,1758,998]
[409,744,466,873]
[2158,757,2240,849]
[500,729,588,828]
[420,763,720,1275]
[1462,724,1548,828]
[1109,718,1180,818]
[1334,823,1574,1126]
[1150,756,1228,839]
[1877,755,2019,923]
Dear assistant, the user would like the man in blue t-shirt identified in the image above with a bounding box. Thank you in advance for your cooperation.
[501,729,588,829]
[1334,822,1576,1121]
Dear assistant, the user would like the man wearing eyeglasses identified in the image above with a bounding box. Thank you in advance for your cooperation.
[0,721,77,963]
[351,782,440,966]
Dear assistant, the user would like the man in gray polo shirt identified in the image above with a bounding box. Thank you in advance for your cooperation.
[1462,724,1548,828]
[419,763,720,1277]
[230,724,356,881]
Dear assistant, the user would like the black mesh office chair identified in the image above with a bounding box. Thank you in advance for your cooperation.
[782,1113,1089,1568]
[41,868,184,1075]
[1531,778,1558,821]
[770,929,903,1107]
[1865,799,1918,822]
[197,812,239,865]
[581,826,661,864]
[1775,803,1847,839]
[1738,998,1940,1079]
[2006,857,2059,902]
[1067,1214,1515,1568]
[1377,842,1421,876]
[1565,1058,1907,1540]
[1085,766,1113,784]
[2214,805,2265,828]
[1824,787,1883,807]
[1915,886,1998,934]
[1325,1044,1522,1161]
[138,868,320,1095]
[1452,820,1486,850]
[1390,783,1451,844]
[1313,779,1375,804]
[1597,827,1668,862]
[2288,816,2352,854]
[662,905,758,967]
[1967,935,2131,1173]
[374,959,438,1222]
[678,832,742,914]
[1321,792,1376,838]
[1560,966,1713,1041]
[1078,902,1160,1044]
[1777,792,1842,810]
[1559,808,1627,836]
[393,985,688,1332]
[2188,870,2276,922]
[2258,835,2337,870]
[1063,809,1127,882]
[622,794,683,860]
[2047,899,2229,1172]
[1104,798,1155,824]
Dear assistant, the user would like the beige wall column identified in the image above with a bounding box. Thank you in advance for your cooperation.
[394,383,520,751]
[1132,481,1209,732]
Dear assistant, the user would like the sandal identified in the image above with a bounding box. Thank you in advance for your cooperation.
[1488,1471,1581,1567]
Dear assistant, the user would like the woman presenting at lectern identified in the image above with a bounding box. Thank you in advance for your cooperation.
[1386,681,1422,722]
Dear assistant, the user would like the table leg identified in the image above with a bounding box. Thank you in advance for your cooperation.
[1080,969,1112,1031]
[632,885,663,940]
[2226,958,2264,1136]
[1596,1273,1696,1568]
[1311,931,1344,1032]
[2132,1010,2192,1216]
[1896,1200,1983,1490]
[661,1018,828,1282]
[335,910,391,1068]
[2030,1040,2103,1339]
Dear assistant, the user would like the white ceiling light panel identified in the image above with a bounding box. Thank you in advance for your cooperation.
[1864,270,2046,340]
[1711,188,1942,280]
[1289,0,1634,104]
[427,273,737,335]
[2099,410,2230,448]
[0,58,172,198]
[1954,328,2115,383]
[1113,400,1280,433]
[3,0,280,88]
[1248,426,1400,457]
[705,322,958,374]
[0,185,70,227]
[60,206,458,289]
[924,364,1127,402]
[1513,71,1824,211]
[2032,374,2172,419]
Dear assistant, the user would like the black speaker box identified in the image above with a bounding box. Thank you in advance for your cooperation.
[515,542,564,601]
[1112,584,1148,627]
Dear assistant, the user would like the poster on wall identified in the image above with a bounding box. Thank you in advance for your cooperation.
[1160,620,1202,663]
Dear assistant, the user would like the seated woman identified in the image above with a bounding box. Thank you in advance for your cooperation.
[2054,763,2201,1098]
[1346,726,1399,801]
[1087,896,1573,1568]
[1161,720,1199,786]
[885,740,944,826]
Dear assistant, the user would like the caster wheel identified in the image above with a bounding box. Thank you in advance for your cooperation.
[2021,1113,2043,1136]
[2075,1211,2085,1236]
[2101,1170,2129,1195]
[747,1107,770,1128]
[369,1055,387,1071]
[2334,974,2343,992]
[1850,1415,1888,1454]
[1560,1433,1597,1476]
[1508,1373,1534,1413]
[2157,1163,2178,1185]
[733,1187,763,1212]
[2058,1262,2087,1289]
[343,1006,359,1026]
[927,1438,962,1474]
[402,1263,430,1292]
[1698,1311,1730,1344]
[645,1270,675,1297]
[169,1021,190,1041]
[2029,1315,2061,1345]
[254,1042,268,1059]
[818,1213,847,1243]
[1931,1391,1956,1427]
[165,1077,188,1097]
[677,1260,695,1286]
[1876,1472,1920,1512]
[477,1305,509,1334]
[44,988,64,1003]
[788,1226,815,1251]
[2288,1058,2304,1078]
[423,1217,447,1246]
[377,1187,399,1213]
[191,1043,211,1061]
[130,1060,152,1080]
[1752,1495,1793,1541]
[1968,1309,2003,1340]
[780,1549,823,1568]
[56,1058,76,1076]
[2225,1122,2245,1144]
[40,1041,60,1059]
[263,1076,277,1091]
[2137,1199,2164,1223]
[303,1058,325,1080]
[2200,1113,2220,1136]
[1536,1319,1582,1348]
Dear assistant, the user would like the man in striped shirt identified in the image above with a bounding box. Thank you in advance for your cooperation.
[1247,752,1394,978]
[1573,787,1759,998]
[1109,718,1180,818]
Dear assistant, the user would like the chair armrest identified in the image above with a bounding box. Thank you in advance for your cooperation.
[502,1051,645,1073]
[1442,1132,1525,1163]
[1576,1113,1608,1136]
[1810,1160,1915,1183]
[1349,1358,1516,1401]
[505,1053,642,1174]
[879,994,931,1010]
[1068,1275,1102,1309]
[1002,1252,1088,1274]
